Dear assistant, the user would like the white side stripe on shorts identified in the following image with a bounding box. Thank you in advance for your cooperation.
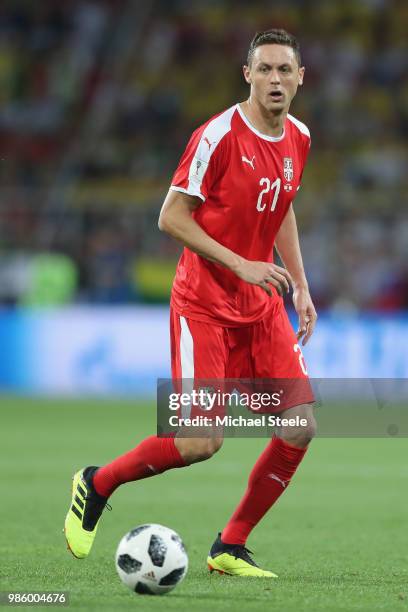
[180,316,194,378]
[179,316,194,419]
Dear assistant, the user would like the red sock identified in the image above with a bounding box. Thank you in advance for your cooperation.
[93,436,186,498]
[222,436,308,545]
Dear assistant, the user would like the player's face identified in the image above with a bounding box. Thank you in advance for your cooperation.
[243,44,304,113]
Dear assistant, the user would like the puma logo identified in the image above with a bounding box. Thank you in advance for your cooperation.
[242,155,255,170]
[268,473,287,488]
[203,136,214,150]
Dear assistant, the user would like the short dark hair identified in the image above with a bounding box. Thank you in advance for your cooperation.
[247,29,301,66]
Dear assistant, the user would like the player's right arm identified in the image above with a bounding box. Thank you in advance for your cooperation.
[158,189,291,297]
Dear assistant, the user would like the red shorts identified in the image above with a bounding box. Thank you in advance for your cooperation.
[170,299,314,414]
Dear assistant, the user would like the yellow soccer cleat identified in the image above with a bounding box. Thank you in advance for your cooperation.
[64,466,110,559]
[207,533,278,578]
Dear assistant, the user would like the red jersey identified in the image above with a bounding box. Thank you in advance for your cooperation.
[170,103,311,327]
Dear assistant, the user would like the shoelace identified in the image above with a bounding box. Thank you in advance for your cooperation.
[84,495,112,512]
[231,545,256,565]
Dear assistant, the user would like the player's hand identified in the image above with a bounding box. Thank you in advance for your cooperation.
[293,286,317,346]
[233,260,292,297]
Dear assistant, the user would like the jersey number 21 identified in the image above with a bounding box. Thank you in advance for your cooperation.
[256,177,281,212]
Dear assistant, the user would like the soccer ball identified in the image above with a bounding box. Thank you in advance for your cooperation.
[115,524,188,595]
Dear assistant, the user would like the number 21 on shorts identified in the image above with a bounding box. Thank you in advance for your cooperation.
[294,343,308,375]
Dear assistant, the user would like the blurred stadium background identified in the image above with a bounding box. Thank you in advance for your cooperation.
[0,0,407,395]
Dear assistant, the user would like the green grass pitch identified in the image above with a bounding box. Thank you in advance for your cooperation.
[0,396,407,611]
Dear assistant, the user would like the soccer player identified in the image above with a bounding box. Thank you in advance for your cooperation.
[64,28,318,577]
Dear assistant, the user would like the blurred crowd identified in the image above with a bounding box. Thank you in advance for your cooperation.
[1,0,407,310]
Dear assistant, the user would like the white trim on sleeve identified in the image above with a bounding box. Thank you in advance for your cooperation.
[170,185,206,202]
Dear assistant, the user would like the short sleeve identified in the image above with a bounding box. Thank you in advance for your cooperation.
[170,107,234,202]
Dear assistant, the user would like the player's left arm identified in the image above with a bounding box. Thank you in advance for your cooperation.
[274,203,317,345]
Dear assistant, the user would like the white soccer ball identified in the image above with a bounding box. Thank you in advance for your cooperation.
[115,524,188,595]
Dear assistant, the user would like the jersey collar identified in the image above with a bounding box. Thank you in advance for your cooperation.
[236,103,286,142]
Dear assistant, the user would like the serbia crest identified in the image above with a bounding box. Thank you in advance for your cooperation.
[283,157,293,182]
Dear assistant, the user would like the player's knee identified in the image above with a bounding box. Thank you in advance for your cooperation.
[281,417,317,447]
[177,437,223,464]
[193,437,223,462]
